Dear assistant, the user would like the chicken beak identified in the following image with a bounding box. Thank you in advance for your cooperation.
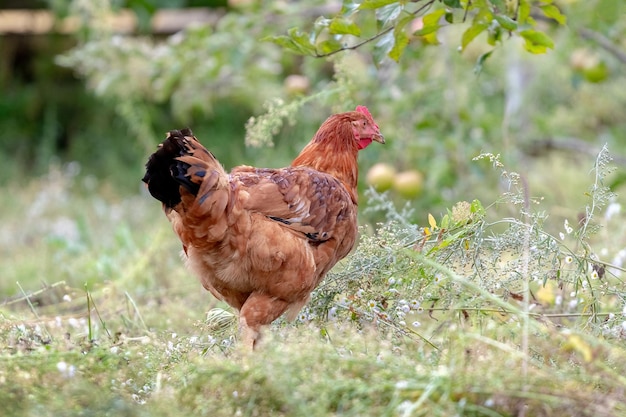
[373,132,385,144]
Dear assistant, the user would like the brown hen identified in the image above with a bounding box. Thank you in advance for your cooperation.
[142,106,384,348]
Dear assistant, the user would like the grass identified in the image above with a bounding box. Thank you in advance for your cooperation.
[2,153,626,417]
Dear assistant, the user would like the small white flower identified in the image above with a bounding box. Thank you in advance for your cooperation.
[412,321,421,328]
[409,300,420,310]
[564,255,573,264]
[564,219,573,234]
[590,270,599,280]
[400,304,411,314]
[56,361,76,378]
[62,294,72,302]
[395,380,409,389]
[605,202,621,221]
[555,295,563,306]
[367,299,377,309]
[559,232,565,240]
[388,277,397,285]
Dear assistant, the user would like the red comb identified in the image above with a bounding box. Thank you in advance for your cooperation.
[355,105,372,119]
[355,105,378,128]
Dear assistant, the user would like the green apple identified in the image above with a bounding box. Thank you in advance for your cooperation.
[583,61,609,83]
[393,170,423,199]
[366,163,396,192]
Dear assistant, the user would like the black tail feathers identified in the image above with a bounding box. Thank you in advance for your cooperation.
[142,128,200,209]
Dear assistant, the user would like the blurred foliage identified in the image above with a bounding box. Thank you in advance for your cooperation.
[266,0,569,62]
[0,0,625,218]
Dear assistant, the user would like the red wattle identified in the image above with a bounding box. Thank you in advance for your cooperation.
[357,138,373,150]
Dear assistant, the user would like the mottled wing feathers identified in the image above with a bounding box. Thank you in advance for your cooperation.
[232,166,353,243]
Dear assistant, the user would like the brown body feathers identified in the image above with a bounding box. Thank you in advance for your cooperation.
[142,107,383,348]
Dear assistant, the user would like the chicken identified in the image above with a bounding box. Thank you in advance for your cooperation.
[142,106,384,348]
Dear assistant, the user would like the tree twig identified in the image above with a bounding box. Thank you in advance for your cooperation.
[525,137,626,166]
[578,27,626,64]
[313,0,437,58]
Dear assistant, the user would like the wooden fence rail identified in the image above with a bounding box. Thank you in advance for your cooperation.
[0,8,222,35]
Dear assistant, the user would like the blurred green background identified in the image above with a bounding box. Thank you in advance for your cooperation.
[1,0,624,291]
[2,0,624,203]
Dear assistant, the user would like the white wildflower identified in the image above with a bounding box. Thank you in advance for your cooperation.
[56,361,76,378]
[605,202,621,221]
[564,219,573,234]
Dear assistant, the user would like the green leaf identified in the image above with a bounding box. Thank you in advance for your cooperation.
[412,25,440,37]
[494,15,518,31]
[388,30,409,61]
[473,50,493,74]
[441,214,450,230]
[519,29,554,54]
[540,4,567,25]
[287,27,317,55]
[490,0,505,10]
[461,22,488,50]
[329,17,362,36]
[470,199,485,216]
[388,14,413,61]
[517,0,531,24]
[316,39,343,55]
[376,3,403,30]
[373,31,394,63]
[423,8,446,27]
[262,35,306,54]
[487,25,502,46]
[264,28,318,56]
[442,0,461,8]
[413,9,446,44]
[359,0,398,10]
[341,0,361,15]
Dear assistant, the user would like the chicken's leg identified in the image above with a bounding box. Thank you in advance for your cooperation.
[239,293,290,349]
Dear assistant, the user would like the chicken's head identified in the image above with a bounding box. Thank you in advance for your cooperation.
[352,106,385,150]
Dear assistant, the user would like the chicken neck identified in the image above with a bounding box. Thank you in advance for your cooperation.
[291,116,360,204]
